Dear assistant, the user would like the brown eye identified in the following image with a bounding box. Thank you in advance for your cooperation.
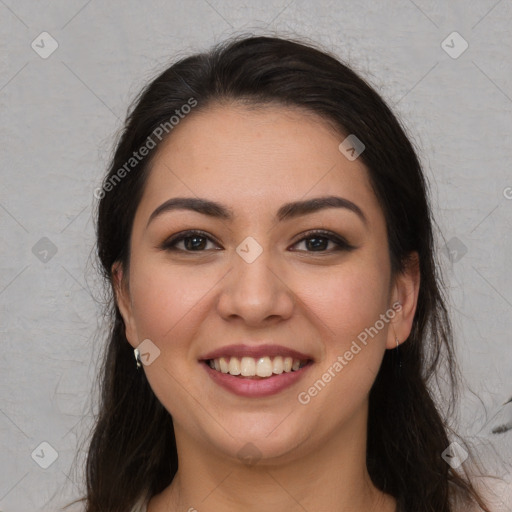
[159,230,220,252]
[291,230,355,253]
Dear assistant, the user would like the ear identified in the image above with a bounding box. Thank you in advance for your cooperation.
[386,251,421,349]
[111,261,138,348]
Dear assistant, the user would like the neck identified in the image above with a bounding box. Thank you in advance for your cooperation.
[149,404,396,512]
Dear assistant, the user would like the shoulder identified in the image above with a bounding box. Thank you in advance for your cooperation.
[129,496,149,512]
[468,475,512,512]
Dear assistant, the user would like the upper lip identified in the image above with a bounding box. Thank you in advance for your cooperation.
[199,344,314,361]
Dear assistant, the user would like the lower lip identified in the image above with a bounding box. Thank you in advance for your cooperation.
[201,361,313,397]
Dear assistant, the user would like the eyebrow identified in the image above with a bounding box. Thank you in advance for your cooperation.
[146,195,368,228]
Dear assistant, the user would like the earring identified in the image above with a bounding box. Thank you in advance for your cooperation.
[134,348,142,370]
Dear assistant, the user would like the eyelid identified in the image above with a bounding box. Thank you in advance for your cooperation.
[158,228,356,253]
[292,229,355,251]
[157,229,221,251]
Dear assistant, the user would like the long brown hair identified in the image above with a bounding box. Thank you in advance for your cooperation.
[66,35,491,511]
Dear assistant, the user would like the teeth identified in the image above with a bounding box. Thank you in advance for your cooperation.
[240,356,256,376]
[256,356,273,377]
[208,355,309,378]
[272,356,284,374]
[228,357,241,375]
[219,357,229,373]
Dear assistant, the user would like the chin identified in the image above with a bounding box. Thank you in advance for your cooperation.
[203,417,312,466]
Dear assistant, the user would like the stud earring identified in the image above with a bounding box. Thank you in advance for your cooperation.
[134,348,142,370]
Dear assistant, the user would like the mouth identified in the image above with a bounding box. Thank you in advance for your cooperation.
[198,344,315,397]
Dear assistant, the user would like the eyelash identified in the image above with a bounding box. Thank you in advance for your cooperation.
[158,229,355,254]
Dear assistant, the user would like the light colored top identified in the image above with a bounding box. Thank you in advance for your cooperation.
[127,477,512,511]
[130,496,148,512]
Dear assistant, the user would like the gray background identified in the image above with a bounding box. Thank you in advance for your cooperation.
[1,1,511,510]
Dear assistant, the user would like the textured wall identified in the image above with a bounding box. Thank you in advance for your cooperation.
[0,1,511,510]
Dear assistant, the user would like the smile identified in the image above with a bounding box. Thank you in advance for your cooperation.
[201,357,314,398]
[207,355,309,378]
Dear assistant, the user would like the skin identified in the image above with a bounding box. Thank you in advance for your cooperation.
[113,103,420,512]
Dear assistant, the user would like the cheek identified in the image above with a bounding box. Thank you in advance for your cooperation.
[302,259,391,346]
[129,257,215,342]
[127,260,214,418]
[295,267,390,418]
[300,254,391,395]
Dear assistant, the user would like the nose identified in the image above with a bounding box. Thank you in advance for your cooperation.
[216,245,295,327]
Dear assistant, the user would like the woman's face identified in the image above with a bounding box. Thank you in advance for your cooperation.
[115,103,418,464]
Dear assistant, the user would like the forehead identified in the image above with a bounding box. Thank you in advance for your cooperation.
[135,103,381,225]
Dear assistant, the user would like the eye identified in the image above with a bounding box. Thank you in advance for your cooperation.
[158,229,355,254]
[290,229,355,253]
[159,230,221,252]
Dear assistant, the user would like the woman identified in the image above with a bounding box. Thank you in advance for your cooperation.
[71,35,496,511]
